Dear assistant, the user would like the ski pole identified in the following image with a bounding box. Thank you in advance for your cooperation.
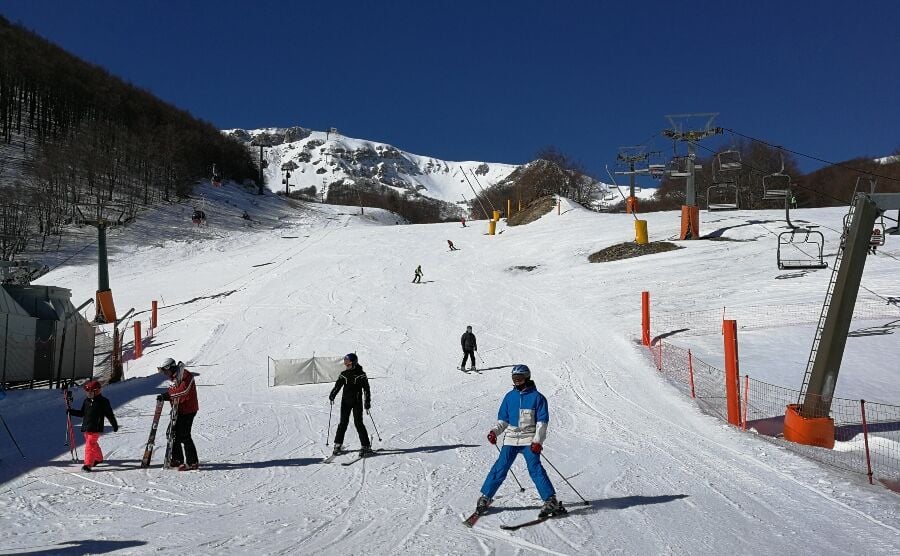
[326,401,334,446]
[540,453,590,505]
[477,351,485,365]
[495,443,526,492]
[0,414,25,459]
[366,410,382,442]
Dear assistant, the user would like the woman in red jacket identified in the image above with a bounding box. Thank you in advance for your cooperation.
[158,358,200,470]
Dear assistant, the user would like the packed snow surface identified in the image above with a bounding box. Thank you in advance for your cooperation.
[1,185,898,555]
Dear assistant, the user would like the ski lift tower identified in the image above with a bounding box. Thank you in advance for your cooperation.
[76,202,130,324]
[662,113,723,239]
[615,146,662,214]
[281,161,299,196]
[785,192,900,448]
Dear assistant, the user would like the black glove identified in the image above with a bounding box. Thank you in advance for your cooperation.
[364,401,371,410]
[113,424,119,432]
[329,395,335,404]
[158,392,171,402]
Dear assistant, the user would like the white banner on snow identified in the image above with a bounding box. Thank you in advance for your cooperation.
[269,356,344,386]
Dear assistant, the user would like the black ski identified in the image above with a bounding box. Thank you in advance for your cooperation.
[140,397,166,468]
[500,509,572,531]
[340,449,378,466]
[321,451,346,464]
[62,382,78,462]
[163,399,179,468]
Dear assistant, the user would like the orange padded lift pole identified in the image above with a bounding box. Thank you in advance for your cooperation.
[641,292,650,346]
[723,319,741,426]
[680,205,700,240]
[626,196,638,214]
[95,290,117,324]
[783,404,835,449]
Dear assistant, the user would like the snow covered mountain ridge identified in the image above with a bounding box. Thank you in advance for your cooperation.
[224,126,519,213]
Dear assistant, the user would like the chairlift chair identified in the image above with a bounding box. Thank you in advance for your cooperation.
[716,150,742,173]
[777,228,828,270]
[648,164,666,179]
[762,172,790,200]
[666,157,691,178]
[870,216,887,250]
[706,183,739,211]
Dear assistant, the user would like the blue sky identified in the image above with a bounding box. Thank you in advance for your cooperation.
[4,1,899,180]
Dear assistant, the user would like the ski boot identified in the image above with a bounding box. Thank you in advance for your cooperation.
[359,446,374,457]
[178,463,200,471]
[476,495,492,515]
[538,495,566,518]
[332,444,343,456]
[81,465,92,473]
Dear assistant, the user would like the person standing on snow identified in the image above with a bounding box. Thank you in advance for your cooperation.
[412,265,423,283]
[158,358,200,471]
[329,353,373,456]
[67,380,118,472]
[448,240,459,251]
[460,325,478,371]
[475,365,566,518]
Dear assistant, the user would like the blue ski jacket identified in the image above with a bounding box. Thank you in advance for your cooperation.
[490,381,549,446]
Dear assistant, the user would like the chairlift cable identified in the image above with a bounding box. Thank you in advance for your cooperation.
[721,127,900,184]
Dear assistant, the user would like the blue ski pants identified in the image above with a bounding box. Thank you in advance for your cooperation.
[480,444,555,501]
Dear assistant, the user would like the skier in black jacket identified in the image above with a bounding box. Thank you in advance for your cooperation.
[67,380,118,472]
[329,353,372,456]
[460,325,478,371]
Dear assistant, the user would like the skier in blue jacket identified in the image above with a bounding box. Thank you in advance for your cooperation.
[475,364,565,518]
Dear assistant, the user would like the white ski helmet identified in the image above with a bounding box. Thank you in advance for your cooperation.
[158,357,176,372]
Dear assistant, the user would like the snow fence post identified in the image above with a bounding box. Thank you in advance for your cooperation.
[151,300,158,330]
[723,320,741,426]
[688,349,696,398]
[641,291,651,346]
[742,375,749,431]
[860,400,874,485]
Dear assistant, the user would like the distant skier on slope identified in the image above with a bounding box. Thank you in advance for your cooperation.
[158,358,200,470]
[412,265,423,283]
[329,353,373,457]
[448,240,459,251]
[475,365,566,518]
[67,380,118,472]
[460,325,478,371]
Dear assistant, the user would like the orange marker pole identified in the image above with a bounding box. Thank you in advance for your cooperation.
[151,300,158,329]
[134,321,142,359]
[723,320,741,426]
[641,291,650,346]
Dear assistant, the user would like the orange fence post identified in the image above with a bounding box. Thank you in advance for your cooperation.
[641,291,650,346]
[860,400,874,485]
[723,319,741,426]
[688,349,696,398]
[151,300,158,329]
[557,198,561,215]
[134,321,142,359]
[742,375,749,431]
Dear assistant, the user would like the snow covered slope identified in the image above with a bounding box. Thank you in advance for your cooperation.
[1,187,898,554]
[225,126,518,209]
